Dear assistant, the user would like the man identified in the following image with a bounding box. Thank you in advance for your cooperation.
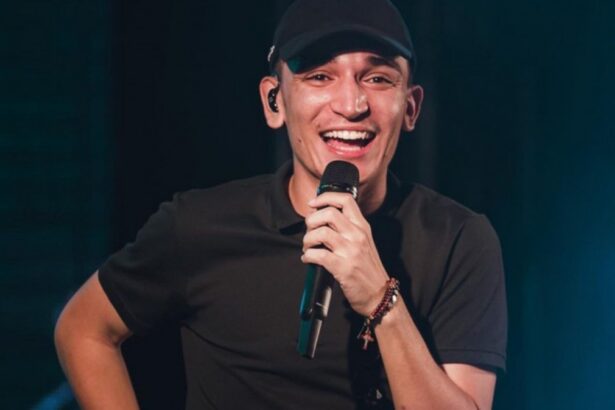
[55,0,507,409]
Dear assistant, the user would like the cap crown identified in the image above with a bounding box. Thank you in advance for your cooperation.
[269,0,415,72]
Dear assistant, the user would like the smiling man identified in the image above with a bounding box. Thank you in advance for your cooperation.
[262,48,421,217]
[55,0,507,409]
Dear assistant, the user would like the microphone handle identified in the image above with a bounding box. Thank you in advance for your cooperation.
[298,264,334,358]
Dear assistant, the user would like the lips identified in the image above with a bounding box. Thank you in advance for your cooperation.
[320,130,376,150]
[317,130,377,159]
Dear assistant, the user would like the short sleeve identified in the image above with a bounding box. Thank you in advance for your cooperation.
[98,194,188,335]
[428,214,508,371]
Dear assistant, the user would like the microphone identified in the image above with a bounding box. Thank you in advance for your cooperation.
[298,160,359,359]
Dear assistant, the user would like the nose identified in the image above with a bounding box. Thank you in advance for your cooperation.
[329,78,369,120]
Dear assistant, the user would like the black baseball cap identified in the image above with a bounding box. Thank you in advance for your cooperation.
[267,0,416,73]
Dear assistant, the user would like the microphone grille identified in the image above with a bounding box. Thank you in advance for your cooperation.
[320,161,359,188]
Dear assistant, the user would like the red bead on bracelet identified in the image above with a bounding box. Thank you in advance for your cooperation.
[357,278,400,350]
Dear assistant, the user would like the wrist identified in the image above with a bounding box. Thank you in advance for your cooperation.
[357,278,400,350]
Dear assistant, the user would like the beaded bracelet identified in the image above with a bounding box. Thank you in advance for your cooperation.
[357,278,400,350]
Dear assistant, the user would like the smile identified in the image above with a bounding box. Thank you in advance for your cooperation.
[320,130,376,152]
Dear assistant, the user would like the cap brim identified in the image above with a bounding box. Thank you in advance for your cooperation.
[278,24,414,66]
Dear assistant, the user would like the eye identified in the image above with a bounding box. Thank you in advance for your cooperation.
[305,73,331,82]
[366,75,393,85]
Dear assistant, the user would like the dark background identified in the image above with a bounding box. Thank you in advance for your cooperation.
[2,0,614,409]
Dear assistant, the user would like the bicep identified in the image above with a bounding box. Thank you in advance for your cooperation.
[443,363,496,410]
[55,271,132,347]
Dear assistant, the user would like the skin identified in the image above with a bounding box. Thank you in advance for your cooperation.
[259,51,497,409]
[55,272,138,409]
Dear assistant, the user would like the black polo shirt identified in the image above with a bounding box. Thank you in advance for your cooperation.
[99,161,507,409]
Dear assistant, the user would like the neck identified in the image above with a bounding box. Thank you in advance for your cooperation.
[288,162,387,217]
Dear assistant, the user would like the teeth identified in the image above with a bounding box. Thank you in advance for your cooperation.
[322,130,373,140]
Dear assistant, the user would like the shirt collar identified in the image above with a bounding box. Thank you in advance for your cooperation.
[269,160,406,232]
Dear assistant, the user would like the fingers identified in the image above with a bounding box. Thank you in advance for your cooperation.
[302,224,373,276]
[304,207,371,249]
[306,192,371,237]
[300,246,359,283]
[304,206,353,232]
[303,224,371,254]
[301,247,339,271]
[303,192,372,256]
[302,226,343,252]
[308,192,365,226]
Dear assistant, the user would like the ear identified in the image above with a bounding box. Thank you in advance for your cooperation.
[402,84,424,132]
[259,75,285,129]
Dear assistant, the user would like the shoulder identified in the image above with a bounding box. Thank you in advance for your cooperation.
[400,183,485,230]
[404,183,475,218]
[155,172,279,244]
[391,182,500,257]
[173,173,274,215]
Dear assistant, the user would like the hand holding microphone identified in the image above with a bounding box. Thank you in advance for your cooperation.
[298,161,391,358]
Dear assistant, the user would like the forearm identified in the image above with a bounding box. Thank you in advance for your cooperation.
[374,298,479,410]
[55,328,139,409]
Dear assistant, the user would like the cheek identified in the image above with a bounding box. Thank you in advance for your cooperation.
[302,91,330,107]
[286,85,330,115]
[390,102,403,117]
[381,95,405,118]
[285,91,330,140]
[372,94,407,134]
